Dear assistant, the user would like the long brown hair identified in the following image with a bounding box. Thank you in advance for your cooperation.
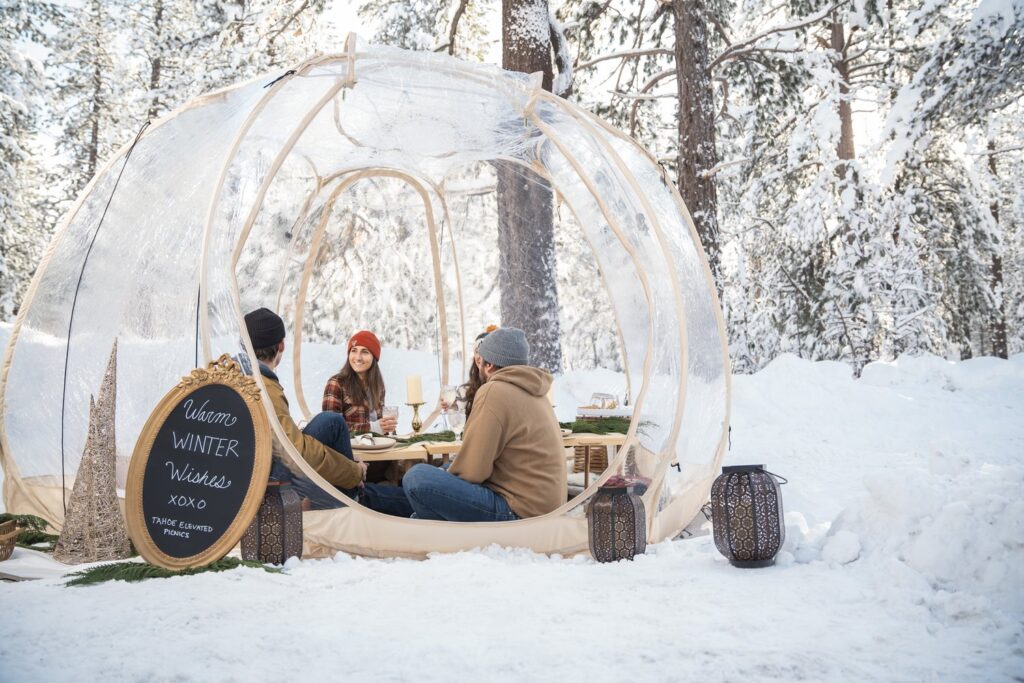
[338,357,385,412]
[461,360,483,418]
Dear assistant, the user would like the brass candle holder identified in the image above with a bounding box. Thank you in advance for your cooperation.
[407,402,425,433]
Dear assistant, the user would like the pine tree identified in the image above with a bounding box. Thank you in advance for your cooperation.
[47,0,127,203]
[0,2,57,319]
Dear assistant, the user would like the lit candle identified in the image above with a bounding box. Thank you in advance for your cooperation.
[406,375,423,404]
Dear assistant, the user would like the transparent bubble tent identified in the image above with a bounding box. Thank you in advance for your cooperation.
[0,38,730,558]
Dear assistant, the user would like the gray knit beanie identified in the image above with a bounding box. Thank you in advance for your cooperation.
[477,327,530,367]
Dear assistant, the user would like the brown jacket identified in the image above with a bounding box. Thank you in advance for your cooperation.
[259,365,363,490]
[448,366,566,519]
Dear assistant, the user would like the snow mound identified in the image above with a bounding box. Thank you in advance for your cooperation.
[834,449,1024,616]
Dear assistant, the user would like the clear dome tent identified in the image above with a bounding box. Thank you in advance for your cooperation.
[0,37,731,559]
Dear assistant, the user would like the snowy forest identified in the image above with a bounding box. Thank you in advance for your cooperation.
[2,0,1022,373]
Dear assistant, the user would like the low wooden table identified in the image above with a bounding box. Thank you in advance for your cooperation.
[355,433,627,488]
[565,433,627,488]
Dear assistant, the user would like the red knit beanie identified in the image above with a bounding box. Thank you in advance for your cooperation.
[348,330,381,361]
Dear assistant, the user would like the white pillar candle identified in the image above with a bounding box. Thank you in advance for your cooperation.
[406,375,423,404]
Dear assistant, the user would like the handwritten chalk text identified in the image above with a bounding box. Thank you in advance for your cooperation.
[182,398,238,427]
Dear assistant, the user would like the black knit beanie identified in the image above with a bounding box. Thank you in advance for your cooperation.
[244,308,286,348]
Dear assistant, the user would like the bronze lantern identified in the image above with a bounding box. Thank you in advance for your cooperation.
[587,475,647,562]
[710,465,786,568]
[242,482,303,564]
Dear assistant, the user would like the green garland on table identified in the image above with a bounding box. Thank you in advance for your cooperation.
[65,556,282,587]
[0,513,60,551]
[395,431,457,445]
[390,419,642,443]
[560,417,641,435]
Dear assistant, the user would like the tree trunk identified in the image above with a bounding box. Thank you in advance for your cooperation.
[85,0,103,188]
[672,0,721,286]
[988,139,1008,359]
[497,0,563,372]
[148,0,164,120]
[830,16,856,168]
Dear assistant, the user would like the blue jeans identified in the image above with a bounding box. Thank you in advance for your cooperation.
[402,463,519,522]
[270,412,413,517]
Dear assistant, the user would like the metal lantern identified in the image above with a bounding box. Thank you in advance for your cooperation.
[242,482,303,564]
[587,476,647,562]
[710,465,786,568]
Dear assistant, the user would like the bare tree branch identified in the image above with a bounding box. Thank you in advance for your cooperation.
[623,67,677,134]
[265,0,312,45]
[699,157,752,178]
[969,144,1024,157]
[613,90,676,100]
[447,0,470,55]
[550,12,574,96]
[576,47,674,72]
[710,0,850,70]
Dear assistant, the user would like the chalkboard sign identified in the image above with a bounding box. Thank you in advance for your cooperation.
[126,355,271,570]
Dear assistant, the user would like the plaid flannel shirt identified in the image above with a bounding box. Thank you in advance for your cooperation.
[322,374,384,434]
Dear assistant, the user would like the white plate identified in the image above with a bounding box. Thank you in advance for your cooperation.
[560,428,573,437]
[352,436,397,451]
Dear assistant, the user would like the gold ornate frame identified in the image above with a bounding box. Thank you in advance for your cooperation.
[125,354,272,570]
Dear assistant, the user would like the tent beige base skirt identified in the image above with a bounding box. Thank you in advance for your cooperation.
[4,476,69,533]
[300,464,716,560]
[4,465,714,561]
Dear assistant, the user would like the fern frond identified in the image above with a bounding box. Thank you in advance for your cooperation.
[65,556,283,587]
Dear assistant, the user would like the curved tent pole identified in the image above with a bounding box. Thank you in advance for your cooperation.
[199,53,354,363]
[579,103,733,503]
[547,94,692,508]
[0,62,290,522]
[529,116,659,499]
[433,182,467,384]
[288,168,451,426]
[276,162,467,397]
[56,121,152,514]
[289,174,358,418]
[546,180,634,409]
[236,105,662,523]
[570,101,732,539]
[273,155,325,314]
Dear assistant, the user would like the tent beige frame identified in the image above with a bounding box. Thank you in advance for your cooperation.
[0,38,730,558]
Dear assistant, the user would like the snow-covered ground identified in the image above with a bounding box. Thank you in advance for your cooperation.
[1,339,1022,680]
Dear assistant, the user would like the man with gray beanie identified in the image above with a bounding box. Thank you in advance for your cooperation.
[401,327,567,521]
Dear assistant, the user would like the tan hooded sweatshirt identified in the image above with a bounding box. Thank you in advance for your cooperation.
[448,366,566,518]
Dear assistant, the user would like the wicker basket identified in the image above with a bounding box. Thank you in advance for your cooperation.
[572,415,611,474]
[0,520,17,562]
[573,444,609,474]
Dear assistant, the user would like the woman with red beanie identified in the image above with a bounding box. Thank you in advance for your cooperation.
[322,330,396,437]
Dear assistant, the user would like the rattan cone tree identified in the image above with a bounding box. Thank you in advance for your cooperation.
[0,36,730,559]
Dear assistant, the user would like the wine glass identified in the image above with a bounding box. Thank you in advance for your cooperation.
[440,384,458,428]
[448,408,466,441]
[382,405,399,436]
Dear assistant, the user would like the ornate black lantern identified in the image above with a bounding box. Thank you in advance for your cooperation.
[242,482,303,564]
[587,476,647,562]
[710,465,786,568]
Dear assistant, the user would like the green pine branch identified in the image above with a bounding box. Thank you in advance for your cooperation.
[0,513,61,550]
[0,513,51,532]
[559,417,641,434]
[65,557,283,587]
[393,418,643,444]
